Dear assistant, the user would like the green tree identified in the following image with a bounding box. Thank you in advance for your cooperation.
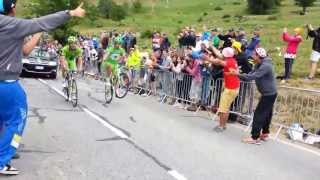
[97,0,127,21]
[109,4,127,21]
[295,0,316,15]
[247,0,282,14]
[28,0,84,44]
[98,0,115,18]
[132,0,142,13]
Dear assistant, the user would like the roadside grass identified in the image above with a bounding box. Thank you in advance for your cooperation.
[19,0,320,87]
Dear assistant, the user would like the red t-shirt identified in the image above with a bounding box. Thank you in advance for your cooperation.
[223,57,240,89]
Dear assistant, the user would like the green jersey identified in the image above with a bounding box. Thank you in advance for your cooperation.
[62,45,82,62]
[62,45,82,71]
[106,47,125,63]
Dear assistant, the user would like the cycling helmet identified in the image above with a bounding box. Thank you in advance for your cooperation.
[67,36,77,44]
[0,0,17,15]
[114,37,122,44]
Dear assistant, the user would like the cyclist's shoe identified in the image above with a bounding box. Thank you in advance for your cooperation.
[62,82,67,88]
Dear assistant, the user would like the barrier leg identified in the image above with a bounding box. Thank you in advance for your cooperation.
[273,125,283,140]
[160,95,167,104]
[245,118,253,132]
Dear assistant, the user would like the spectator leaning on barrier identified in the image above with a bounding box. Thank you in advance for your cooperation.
[231,48,277,145]
[227,41,253,123]
[306,24,320,80]
[0,0,85,175]
[280,27,303,83]
[152,32,162,51]
[232,41,252,74]
[185,54,202,112]
[218,28,236,49]
[160,33,171,51]
[236,27,248,49]
[170,55,186,108]
[205,47,240,132]
[211,28,220,49]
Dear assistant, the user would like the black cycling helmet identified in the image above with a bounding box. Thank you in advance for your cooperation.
[0,0,17,15]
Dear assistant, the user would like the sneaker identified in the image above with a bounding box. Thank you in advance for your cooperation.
[213,126,226,133]
[280,80,286,84]
[305,76,314,81]
[260,133,269,141]
[242,137,261,145]
[0,165,19,175]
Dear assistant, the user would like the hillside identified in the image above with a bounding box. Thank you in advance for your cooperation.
[18,0,320,88]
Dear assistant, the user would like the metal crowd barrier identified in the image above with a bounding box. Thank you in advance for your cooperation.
[131,68,320,143]
[131,68,195,104]
[84,64,320,145]
[272,86,320,142]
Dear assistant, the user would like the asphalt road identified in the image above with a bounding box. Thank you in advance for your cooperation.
[5,76,320,180]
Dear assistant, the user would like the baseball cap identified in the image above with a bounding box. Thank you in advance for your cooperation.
[222,47,235,58]
[232,41,242,53]
[255,48,267,58]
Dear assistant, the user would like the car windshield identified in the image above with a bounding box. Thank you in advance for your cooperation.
[29,48,56,61]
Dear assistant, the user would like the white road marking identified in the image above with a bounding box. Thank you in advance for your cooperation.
[38,78,188,180]
[275,139,320,157]
[38,79,67,98]
[227,120,320,158]
[168,170,188,180]
[82,107,129,139]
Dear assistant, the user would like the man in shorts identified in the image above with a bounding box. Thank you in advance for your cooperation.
[306,24,320,80]
[207,47,240,132]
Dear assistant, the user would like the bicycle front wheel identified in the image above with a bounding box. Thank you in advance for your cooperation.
[115,72,129,99]
[105,78,113,104]
[71,80,78,107]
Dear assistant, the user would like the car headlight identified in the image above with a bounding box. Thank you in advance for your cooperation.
[48,61,57,66]
[22,59,30,64]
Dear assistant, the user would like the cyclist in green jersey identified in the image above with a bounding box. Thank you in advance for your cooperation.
[60,36,83,87]
[60,36,83,73]
[102,37,126,78]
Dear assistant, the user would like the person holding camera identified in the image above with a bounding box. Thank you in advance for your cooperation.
[280,27,303,83]
[306,24,320,80]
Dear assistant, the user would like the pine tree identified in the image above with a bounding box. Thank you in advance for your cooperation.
[295,0,316,15]
[247,0,282,14]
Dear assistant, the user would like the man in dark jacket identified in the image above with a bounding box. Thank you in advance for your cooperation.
[160,33,171,51]
[231,48,277,145]
[0,0,85,175]
[306,24,320,80]
[218,28,236,49]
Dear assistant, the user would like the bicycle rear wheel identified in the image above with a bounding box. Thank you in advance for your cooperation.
[70,79,78,107]
[105,78,113,104]
[115,72,129,99]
